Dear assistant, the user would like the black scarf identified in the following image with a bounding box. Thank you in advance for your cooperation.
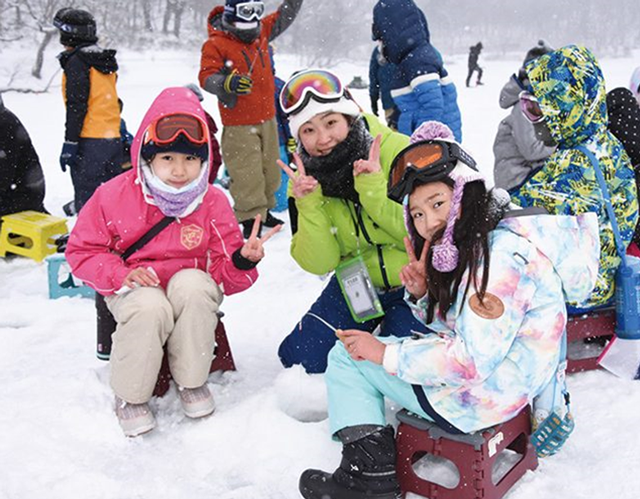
[299,118,373,203]
[222,17,260,44]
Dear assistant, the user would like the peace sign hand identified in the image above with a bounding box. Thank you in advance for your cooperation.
[399,236,429,300]
[353,134,382,176]
[240,214,282,263]
[277,152,319,199]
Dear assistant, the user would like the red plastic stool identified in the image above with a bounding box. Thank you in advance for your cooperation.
[153,320,236,397]
[396,406,538,499]
[566,308,614,373]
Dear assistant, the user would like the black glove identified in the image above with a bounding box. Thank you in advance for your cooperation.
[224,72,253,95]
[370,97,379,117]
[59,141,78,172]
[55,234,69,253]
[387,107,400,130]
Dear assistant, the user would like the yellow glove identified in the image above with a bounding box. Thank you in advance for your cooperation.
[224,71,253,95]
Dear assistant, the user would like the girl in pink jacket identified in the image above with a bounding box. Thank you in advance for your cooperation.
[66,87,280,437]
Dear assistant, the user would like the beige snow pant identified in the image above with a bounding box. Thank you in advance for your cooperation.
[221,118,281,222]
[105,269,223,403]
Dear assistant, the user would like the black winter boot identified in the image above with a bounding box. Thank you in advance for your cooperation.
[240,218,261,239]
[299,426,401,499]
[263,210,285,228]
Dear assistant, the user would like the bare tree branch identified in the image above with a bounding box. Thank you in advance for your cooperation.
[0,66,61,95]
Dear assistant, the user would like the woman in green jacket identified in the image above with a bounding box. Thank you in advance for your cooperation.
[278,69,425,373]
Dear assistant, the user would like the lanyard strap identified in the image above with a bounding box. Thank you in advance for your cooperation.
[347,202,391,290]
[575,145,627,263]
[121,216,175,262]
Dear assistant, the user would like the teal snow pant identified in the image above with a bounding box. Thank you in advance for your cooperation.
[326,339,437,436]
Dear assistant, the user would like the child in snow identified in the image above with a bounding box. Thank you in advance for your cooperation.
[493,41,555,191]
[53,8,124,213]
[0,94,47,218]
[511,45,638,311]
[298,123,600,499]
[371,0,462,140]
[66,87,280,437]
[198,0,304,238]
[277,69,427,374]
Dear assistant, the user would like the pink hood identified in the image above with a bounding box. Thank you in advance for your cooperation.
[131,86,213,182]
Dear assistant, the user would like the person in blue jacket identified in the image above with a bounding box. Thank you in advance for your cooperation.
[369,46,399,129]
[371,0,462,141]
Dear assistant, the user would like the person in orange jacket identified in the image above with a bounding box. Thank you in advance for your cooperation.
[198,0,303,238]
[53,7,123,213]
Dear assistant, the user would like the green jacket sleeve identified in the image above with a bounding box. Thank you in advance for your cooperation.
[356,114,410,241]
[290,187,342,275]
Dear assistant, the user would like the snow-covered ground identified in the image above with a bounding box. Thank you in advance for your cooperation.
[1,43,640,499]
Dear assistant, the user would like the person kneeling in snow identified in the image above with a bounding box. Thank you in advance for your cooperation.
[66,87,281,437]
[298,126,599,499]
[277,69,429,375]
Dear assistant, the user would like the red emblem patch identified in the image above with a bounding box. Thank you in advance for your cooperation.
[180,224,204,250]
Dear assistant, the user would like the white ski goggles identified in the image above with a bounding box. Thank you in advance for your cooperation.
[234,1,265,22]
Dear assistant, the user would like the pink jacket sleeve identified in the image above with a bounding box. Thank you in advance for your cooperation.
[64,190,131,296]
[206,192,258,296]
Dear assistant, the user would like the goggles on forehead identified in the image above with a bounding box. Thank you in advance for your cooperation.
[53,19,96,36]
[279,69,345,115]
[388,140,478,204]
[144,114,208,146]
[234,1,265,22]
[519,91,546,124]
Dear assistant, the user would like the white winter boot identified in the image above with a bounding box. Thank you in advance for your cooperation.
[115,396,156,437]
[178,384,215,419]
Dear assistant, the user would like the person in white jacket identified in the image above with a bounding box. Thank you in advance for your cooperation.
[298,129,599,499]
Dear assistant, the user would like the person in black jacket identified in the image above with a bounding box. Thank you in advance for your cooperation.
[466,41,484,87]
[607,87,640,168]
[53,7,123,213]
[607,87,640,247]
[0,94,47,219]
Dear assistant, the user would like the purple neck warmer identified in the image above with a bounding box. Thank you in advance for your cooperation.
[142,164,209,217]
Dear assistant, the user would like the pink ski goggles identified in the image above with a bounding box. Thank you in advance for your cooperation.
[519,91,546,124]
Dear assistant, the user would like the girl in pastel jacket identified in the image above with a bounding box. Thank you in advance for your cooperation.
[66,87,278,437]
[298,130,599,499]
[511,45,638,310]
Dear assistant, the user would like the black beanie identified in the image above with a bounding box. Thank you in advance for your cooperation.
[141,134,208,163]
[53,8,98,47]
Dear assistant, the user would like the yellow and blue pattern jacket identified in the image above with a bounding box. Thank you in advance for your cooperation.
[511,45,638,309]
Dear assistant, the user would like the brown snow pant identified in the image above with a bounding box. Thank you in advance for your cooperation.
[221,118,281,222]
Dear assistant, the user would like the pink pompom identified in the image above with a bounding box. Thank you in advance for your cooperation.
[410,121,455,143]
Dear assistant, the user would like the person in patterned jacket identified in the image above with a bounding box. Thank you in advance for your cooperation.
[298,130,600,499]
[511,45,639,311]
